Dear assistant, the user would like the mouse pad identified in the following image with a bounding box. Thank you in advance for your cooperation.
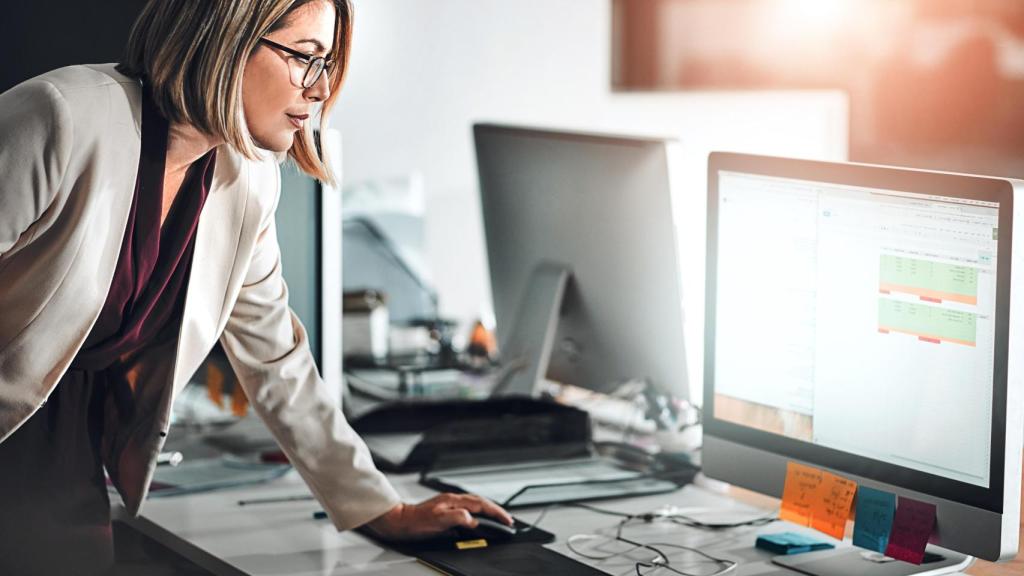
[355,518,555,556]
[417,542,606,576]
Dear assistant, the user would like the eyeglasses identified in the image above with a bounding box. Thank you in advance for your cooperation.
[259,38,335,89]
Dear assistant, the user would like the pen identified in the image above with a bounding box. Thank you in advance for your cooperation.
[237,494,316,506]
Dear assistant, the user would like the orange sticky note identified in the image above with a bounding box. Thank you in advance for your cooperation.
[810,473,858,539]
[780,462,824,526]
[780,462,858,540]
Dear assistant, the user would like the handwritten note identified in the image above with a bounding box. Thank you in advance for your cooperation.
[852,486,897,553]
[780,462,824,526]
[780,462,858,540]
[884,497,936,565]
[811,473,858,539]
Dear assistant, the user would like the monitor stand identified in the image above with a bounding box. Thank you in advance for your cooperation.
[490,262,569,397]
[772,545,972,576]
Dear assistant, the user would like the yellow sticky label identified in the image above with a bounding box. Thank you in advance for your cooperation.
[455,539,488,550]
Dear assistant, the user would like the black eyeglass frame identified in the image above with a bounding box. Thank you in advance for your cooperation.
[259,37,335,89]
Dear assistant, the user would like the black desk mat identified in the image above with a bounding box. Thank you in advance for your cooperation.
[416,543,606,576]
[357,520,606,575]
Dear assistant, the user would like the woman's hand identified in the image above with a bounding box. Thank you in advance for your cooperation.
[364,493,513,541]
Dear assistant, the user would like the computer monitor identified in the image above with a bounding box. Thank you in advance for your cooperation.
[474,123,689,402]
[703,152,1022,572]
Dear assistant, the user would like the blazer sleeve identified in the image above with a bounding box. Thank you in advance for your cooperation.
[219,164,402,531]
[0,79,73,256]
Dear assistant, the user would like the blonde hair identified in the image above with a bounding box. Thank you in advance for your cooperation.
[118,0,353,183]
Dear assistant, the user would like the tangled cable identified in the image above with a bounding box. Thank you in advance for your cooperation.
[516,501,778,575]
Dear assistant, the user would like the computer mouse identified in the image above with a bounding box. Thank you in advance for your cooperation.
[453,514,517,542]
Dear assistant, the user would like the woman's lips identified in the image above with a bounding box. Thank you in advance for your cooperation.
[287,113,309,128]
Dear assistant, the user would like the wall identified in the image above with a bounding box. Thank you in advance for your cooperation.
[334,0,849,401]
[1,0,144,93]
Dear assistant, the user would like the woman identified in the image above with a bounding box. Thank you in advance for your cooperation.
[0,1,510,573]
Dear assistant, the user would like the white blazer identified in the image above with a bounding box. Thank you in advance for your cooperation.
[0,64,400,530]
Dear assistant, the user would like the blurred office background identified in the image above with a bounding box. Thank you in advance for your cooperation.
[332,0,845,400]
[611,0,1024,175]
[4,0,1019,401]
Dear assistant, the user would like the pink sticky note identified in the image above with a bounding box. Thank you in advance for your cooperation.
[884,497,936,564]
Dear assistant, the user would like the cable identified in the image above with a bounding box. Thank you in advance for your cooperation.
[517,502,627,535]
[566,501,634,518]
[632,541,738,576]
[563,514,737,576]
[615,517,736,575]
[550,502,776,576]
[516,505,554,534]
[568,501,778,530]
[667,512,777,531]
[509,496,775,573]
[566,533,648,561]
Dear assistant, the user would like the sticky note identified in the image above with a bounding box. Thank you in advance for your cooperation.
[756,532,835,555]
[780,462,858,540]
[884,497,936,565]
[810,473,858,539]
[852,486,896,553]
[780,462,824,526]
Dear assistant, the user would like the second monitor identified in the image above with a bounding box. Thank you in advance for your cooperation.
[474,123,689,403]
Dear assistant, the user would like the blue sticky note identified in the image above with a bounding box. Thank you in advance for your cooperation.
[756,532,834,555]
[853,486,896,553]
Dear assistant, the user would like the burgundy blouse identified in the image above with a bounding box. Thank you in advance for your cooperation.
[71,85,216,372]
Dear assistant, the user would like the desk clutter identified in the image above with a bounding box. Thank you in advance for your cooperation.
[780,461,937,565]
[350,396,593,472]
[148,457,291,498]
[421,456,682,509]
[341,316,503,403]
[343,286,497,372]
[350,395,698,509]
[344,351,495,401]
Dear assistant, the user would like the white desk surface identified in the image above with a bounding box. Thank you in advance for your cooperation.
[132,469,976,576]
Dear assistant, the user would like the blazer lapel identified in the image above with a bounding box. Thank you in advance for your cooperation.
[170,149,250,396]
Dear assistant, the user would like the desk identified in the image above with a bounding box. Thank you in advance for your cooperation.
[134,471,792,575]
[128,470,1006,576]
[127,420,1021,575]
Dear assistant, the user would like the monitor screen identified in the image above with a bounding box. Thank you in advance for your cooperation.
[702,153,1021,562]
[713,170,1000,490]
